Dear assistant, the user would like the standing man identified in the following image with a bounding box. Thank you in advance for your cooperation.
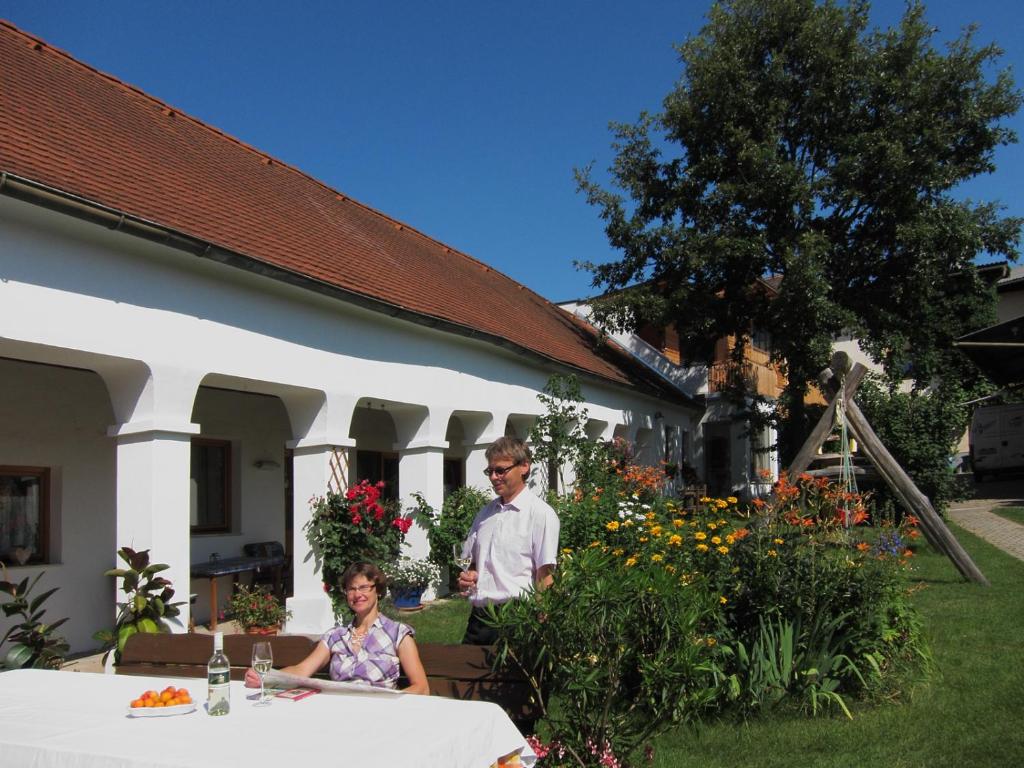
[458,436,560,645]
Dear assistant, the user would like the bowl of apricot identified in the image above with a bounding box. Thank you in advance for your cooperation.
[127,685,195,717]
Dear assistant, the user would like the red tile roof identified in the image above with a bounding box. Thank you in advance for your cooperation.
[0,20,681,395]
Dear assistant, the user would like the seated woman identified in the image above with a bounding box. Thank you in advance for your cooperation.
[244,560,429,694]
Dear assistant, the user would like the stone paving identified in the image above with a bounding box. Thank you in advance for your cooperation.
[947,476,1024,563]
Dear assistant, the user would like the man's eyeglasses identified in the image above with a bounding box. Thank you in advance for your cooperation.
[483,462,520,477]
[344,584,376,595]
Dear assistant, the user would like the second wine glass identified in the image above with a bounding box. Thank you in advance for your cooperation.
[251,641,273,706]
[453,543,474,596]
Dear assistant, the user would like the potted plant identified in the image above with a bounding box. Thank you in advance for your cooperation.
[228,584,290,634]
[93,547,184,665]
[385,557,441,610]
[0,565,70,670]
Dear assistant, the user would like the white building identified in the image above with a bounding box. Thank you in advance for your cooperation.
[0,21,700,653]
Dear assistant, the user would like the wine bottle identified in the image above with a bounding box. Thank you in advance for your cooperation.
[207,631,230,716]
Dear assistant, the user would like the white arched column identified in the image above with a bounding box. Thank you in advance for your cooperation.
[282,390,357,632]
[100,362,203,633]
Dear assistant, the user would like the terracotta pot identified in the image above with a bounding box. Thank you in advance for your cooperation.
[245,625,280,636]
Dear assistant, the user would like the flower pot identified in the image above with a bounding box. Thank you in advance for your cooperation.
[390,587,424,611]
[245,625,280,636]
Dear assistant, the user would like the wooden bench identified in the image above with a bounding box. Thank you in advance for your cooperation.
[118,634,541,723]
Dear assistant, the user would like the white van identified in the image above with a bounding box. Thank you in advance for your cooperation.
[970,403,1024,481]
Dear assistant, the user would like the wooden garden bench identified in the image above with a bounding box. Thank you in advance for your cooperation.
[118,634,542,723]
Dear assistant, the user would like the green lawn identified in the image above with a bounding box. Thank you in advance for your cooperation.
[394,596,469,643]
[989,506,1024,527]
[404,531,1024,768]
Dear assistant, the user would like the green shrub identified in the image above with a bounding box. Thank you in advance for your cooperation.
[488,548,722,767]
[0,567,69,670]
[421,486,491,588]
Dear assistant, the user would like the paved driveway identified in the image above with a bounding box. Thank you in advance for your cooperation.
[947,475,1024,562]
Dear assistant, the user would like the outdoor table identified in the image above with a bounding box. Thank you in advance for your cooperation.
[190,554,286,630]
[0,668,535,768]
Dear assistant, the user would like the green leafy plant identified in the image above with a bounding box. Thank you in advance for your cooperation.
[228,584,290,631]
[488,548,721,767]
[385,556,441,594]
[0,565,69,669]
[421,487,491,588]
[93,546,184,664]
[528,373,591,491]
[306,479,415,614]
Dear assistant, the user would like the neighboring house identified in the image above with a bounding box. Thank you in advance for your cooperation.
[561,276,785,500]
[0,21,701,652]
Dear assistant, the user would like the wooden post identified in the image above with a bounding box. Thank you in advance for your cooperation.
[788,353,867,478]
[843,397,989,586]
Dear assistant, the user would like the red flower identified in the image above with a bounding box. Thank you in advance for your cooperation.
[351,512,362,525]
[345,487,358,500]
[370,503,384,520]
[392,516,412,534]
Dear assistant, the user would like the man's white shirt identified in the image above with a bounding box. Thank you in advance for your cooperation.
[464,486,560,607]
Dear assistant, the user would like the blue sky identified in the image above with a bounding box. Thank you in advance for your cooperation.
[3,1,1022,302]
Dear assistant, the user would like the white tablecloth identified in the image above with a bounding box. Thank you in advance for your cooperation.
[0,669,535,768]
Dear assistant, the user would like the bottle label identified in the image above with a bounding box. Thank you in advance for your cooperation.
[208,670,230,686]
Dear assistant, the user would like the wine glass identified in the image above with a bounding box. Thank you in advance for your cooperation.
[252,641,273,706]
[453,543,474,597]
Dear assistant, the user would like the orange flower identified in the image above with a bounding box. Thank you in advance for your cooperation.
[856,542,870,552]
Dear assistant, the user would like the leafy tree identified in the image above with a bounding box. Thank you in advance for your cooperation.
[855,374,977,513]
[577,0,1021,461]
[528,374,591,491]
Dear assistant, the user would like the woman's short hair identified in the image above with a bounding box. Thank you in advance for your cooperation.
[485,436,532,465]
[340,561,387,598]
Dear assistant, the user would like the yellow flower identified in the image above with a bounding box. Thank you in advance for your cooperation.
[650,525,662,537]
[726,496,738,505]
[668,534,683,546]
[773,537,784,545]
[605,520,620,531]
[695,531,707,541]
[707,522,717,530]
[717,546,729,555]
[715,499,728,509]
[725,534,736,545]
[589,541,601,548]
[612,548,624,556]
[719,596,728,604]
[706,637,718,647]
[699,496,711,504]
[767,549,778,557]
[651,553,663,562]
[696,543,709,553]
[664,564,676,574]
[561,548,573,554]
[639,536,649,543]
[625,557,637,567]
[622,520,634,528]
[645,511,656,520]
[672,519,685,528]
[711,536,722,545]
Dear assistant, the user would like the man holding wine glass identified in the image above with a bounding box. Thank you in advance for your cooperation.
[457,437,560,645]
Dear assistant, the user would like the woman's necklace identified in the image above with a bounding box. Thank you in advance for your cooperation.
[350,620,371,651]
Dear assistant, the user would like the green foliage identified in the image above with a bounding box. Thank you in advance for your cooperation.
[92,546,183,665]
[552,454,929,736]
[855,374,982,514]
[577,0,1020,458]
[227,584,290,631]
[421,486,491,588]
[528,373,591,491]
[0,567,69,670]
[305,478,414,615]
[488,548,721,767]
